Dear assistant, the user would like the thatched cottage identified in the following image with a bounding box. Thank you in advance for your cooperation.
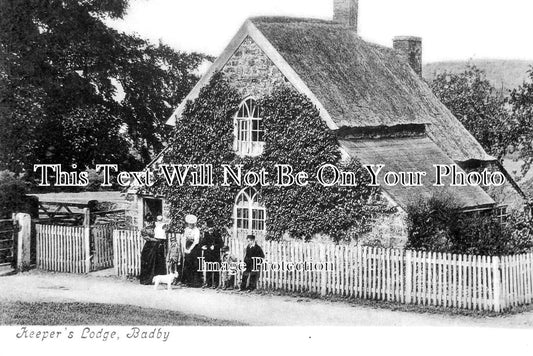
[129,0,527,247]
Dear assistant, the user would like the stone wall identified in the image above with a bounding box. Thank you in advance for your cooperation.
[123,193,141,229]
[358,207,408,249]
[221,36,289,98]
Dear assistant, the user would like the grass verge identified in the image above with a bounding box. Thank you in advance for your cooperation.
[0,301,244,326]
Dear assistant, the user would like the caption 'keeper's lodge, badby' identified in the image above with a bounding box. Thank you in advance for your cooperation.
[126,0,527,248]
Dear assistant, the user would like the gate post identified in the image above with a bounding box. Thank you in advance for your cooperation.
[83,208,91,273]
[16,213,31,271]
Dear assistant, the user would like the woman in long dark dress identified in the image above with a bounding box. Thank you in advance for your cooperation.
[139,218,167,285]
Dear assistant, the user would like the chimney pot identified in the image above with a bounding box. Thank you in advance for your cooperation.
[393,36,423,77]
[333,0,358,32]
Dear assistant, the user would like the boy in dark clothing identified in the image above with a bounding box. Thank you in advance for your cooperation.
[240,235,265,291]
[201,218,224,288]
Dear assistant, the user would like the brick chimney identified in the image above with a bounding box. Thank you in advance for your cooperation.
[393,36,423,77]
[333,0,358,32]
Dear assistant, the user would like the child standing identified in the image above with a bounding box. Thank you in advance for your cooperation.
[167,236,181,275]
[220,245,237,289]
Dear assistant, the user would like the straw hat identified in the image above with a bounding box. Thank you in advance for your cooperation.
[185,214,197,224]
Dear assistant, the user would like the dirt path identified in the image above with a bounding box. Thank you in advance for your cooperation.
[1,271,533,327]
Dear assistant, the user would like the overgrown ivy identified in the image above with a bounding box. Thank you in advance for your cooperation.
[150,72,390,242]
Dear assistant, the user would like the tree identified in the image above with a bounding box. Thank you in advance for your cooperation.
[0,170,28,218]
[0,0,204,178]
[429,65,518,161]
[508,68,533,174]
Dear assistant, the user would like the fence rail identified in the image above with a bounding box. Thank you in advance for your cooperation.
[112,229,533,312]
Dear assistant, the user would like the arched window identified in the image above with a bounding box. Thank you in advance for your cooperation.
[234,187,266,232]
[234,97,265,157]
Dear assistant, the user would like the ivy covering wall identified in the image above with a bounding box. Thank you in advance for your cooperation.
[150,72,391,241]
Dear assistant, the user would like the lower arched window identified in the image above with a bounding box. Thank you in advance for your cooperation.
[234,187,266,233]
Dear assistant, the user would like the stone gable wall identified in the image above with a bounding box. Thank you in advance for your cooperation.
[221,36,289,98]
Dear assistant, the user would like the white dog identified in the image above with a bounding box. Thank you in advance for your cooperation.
[153,272,179,291]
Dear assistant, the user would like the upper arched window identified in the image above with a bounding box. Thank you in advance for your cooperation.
[234,98,265,157]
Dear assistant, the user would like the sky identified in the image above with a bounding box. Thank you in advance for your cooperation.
[108,0,533,63]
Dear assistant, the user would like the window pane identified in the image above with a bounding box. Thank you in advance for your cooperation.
[251,209,265,231]
[237,208,249,229]
[238,120,249,141]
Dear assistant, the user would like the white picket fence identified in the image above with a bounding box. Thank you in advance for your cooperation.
[36,225,88,273]
[113,229,144,276]
[36,224,115,273]
[112,229,533,312]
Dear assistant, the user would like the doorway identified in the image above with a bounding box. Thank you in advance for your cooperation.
[143,197,163,224]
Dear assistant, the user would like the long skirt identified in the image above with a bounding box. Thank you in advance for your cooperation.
[139,240,167,285]
[181,246,202,287]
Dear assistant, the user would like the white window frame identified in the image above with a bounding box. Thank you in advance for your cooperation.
[234,97,265,157]
[494,205,509,224]
[233,187,266,235]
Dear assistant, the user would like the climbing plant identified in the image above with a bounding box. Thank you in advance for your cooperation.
[150,72,390,241]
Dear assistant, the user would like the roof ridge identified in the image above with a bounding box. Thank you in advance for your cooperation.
[251,17,396,53]
[250,16,342,25]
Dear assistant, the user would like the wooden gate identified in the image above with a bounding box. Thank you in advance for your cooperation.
[91,224,115,271]
[0,215,17,267]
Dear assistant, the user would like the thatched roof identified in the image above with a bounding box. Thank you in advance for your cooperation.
[339,136,495,209]
[251,17,494,163]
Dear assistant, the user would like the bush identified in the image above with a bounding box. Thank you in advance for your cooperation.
[406,193,533,255]
[501,212,533,254]
[405,193,459,252]
[0,170,28,218]
[449,213,508,255]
